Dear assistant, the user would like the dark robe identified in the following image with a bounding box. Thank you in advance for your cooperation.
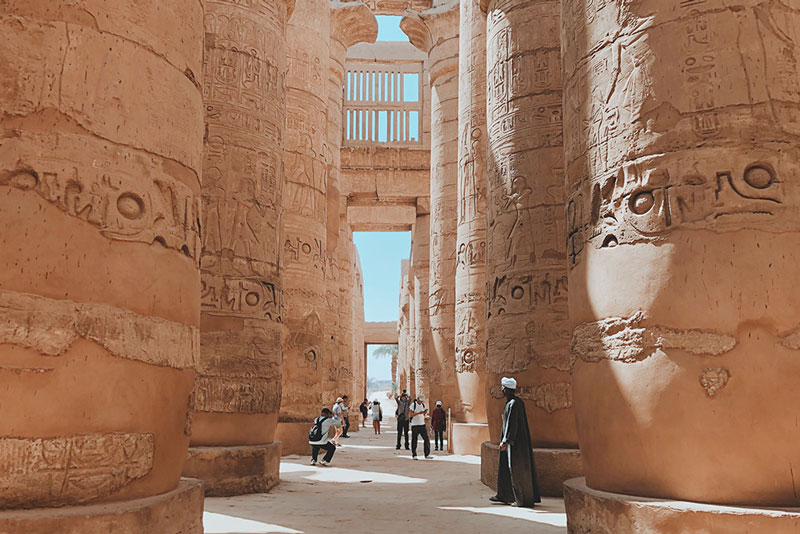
[496,396,541,507]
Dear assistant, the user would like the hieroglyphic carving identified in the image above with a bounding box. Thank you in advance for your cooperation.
[0,291,198,369]
[0,433,153,508]
[201,275,282,322]
[0,167,200,260]
[194,376,282,414]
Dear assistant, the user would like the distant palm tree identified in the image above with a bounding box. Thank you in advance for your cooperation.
[372,344,398,358]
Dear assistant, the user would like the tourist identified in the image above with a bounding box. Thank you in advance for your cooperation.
[431,400,446,452]
[341,395,351,438]
[359,398,369,427]
[332,397,344,446]
[309,407,336,467]
[371,400,383,434]
[489,377,541,507]
[395,390,411,450]
[409,396,432,459]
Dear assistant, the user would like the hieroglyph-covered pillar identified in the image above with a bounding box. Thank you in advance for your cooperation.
[278,0,331,455]
[183,0,294,497]
[0,0,204,530]
[352,249,367,401]
[402,2,460,411]
[411,206,431,402]
[563,1,800,531]
[324,1,377,408]
[482,0,581,496]
[452,0,490,455]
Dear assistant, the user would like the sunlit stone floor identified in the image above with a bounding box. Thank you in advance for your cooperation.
[203,416,567,534]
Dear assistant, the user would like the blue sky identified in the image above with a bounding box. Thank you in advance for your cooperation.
[354,231,411,381]
[376,15,408,41]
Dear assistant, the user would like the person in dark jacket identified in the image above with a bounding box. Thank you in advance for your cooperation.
[489,377,541,507]
[431,401,446,451]
[359,399,369,427]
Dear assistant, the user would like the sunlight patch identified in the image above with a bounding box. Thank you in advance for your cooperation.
[439,506,568,527]
[281,461,426,484]
[203,512,303,533]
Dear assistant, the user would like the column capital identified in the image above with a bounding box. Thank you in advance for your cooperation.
[400,1,459,82]
[479,0,489,13]
[330,0,378,48]
[286,0,297,19]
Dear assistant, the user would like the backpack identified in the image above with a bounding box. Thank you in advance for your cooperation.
[308,416,328,442]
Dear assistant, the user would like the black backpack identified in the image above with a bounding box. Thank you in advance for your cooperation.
[308,416,328,442]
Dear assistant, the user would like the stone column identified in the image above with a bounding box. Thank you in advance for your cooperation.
[324,0,377,409]
[352,249,366,401]
[0,0,204,530]
[452,0,490,456]
[482,0,581,496]
[402,2,460,411]
[563,0,800,530]
[277,0,331,455]
[182,0,294,496]
[411,206,432,403]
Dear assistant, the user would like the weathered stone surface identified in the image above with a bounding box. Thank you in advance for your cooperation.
[183,443,281,497]
[484,0,576,449]
[481,441,583,498]
[0,0,203,512]
[402,1,460,410]
[0,433,153,509]
[455,0,488,427]
[564,478,800,534]
[0,479,204,534]
[564,0,800,506]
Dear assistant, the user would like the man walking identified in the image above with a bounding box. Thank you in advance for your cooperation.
[489,377,541,507]
[309,407,336,466]
[395,390,411,450]
[409,396,432,459]
[341,395,351,438]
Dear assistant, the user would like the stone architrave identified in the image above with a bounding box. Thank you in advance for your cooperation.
[0,0,204,527]
[278,0,331,455]
[483,0,580,493]
[402,2,460,410]
[563,0,800,521]
[183,0,294,497]
[324,1,377,407]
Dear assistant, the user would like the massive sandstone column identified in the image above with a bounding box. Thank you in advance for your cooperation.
[0,0,204,530]
[411,208,431,402]
[182,0,293,496]
[482,0,581,496]
[402,2,460,411]
[452,0,490,455]
[324,1,377,411]
[563,0,800,531]
[352,250,366,401]
[277,0,331,455]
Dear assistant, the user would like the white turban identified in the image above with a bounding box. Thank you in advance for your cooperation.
[501,377,517,389]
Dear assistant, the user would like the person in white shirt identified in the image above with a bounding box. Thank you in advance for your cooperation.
[409,397,432,459]
[309,408,337,466]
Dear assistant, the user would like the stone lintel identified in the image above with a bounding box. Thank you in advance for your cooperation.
[564,477,800,534]
[481,441,583,498]
[365,321,399,344]
[183,443,281,497]
[348,204,417,232]
[0,479,204,534]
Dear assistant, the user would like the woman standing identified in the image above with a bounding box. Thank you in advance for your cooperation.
[371,400,383,435]
[359,398,369,427]
[431,401,446,452]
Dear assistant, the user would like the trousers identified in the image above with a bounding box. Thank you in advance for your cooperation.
[411,424,430,457]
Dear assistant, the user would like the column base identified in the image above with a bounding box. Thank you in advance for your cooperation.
[481,441,583,497]
[452,423,489,455]
[182,442,281,497]
[348,414,361,432]
[564,477,800,533]
[0,478,204,534]
[276,421,312,456]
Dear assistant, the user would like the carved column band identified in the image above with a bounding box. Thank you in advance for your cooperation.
[402,1,460,409]
[485,0,575,447]
[0,0,204,511]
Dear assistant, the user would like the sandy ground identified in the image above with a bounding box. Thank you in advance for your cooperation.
[202,411,567,534]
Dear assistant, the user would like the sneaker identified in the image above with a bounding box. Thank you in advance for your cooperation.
[396,446,401,450]
[412,456,418,460]
[405,446,410,450]
[311,459,317,466]
[318,460,330,467]
[425,455,434,459]
[489,496,510,504]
